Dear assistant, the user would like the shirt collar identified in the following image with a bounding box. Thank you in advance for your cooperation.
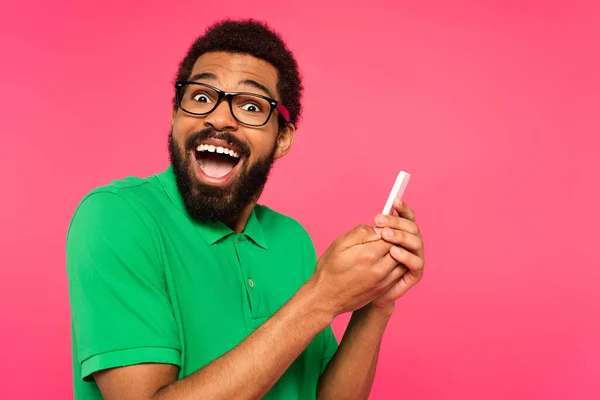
[155,165,268,249]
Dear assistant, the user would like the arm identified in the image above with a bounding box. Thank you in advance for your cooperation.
[92,225,402,400]
[316,305,393,400]
[318,200,426,399]
[69,190,400,400]
[96,279,333,400]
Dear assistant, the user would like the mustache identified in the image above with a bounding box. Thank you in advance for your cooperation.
[185,128,251,157]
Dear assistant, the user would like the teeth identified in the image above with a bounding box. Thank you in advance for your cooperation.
[195,144,240,158]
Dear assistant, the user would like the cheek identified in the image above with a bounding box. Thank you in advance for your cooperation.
[172,116,199,146]
[171,130,186,152]
[246,125,279,159]
[247,137,277,162]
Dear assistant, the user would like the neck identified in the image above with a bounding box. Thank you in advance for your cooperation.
[226,185,267,233]
[226,200,257,234]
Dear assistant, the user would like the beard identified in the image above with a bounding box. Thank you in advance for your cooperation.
[168,128,276,225]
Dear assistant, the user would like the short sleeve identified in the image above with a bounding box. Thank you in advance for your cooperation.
[67,191,181,381]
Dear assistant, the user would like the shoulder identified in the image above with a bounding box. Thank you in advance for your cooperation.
[71,174,163,223]
[81,174,162,208]
[66,175,165,276]
[67,174,166,246]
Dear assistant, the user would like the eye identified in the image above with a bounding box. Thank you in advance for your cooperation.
[241,102,262,112]
[192,92,213,103]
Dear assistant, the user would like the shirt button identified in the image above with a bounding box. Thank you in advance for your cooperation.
[248,279,254,288]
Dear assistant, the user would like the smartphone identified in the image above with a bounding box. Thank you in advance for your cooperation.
[381,171,411,216]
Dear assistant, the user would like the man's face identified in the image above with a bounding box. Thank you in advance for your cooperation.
[169,51,294,224]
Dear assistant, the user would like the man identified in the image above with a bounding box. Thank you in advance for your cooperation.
[67,19,425,400]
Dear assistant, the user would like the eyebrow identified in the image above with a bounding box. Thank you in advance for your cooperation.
[188,72,218,82]
[187,73,276,100]
[238,79,276,100]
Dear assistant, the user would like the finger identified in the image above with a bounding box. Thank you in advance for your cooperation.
[339,224,382,250]
[374,214,419,235]
[380,264,409,288]
[371,251,408,291]
[393,198,415,221]
[372,250,398,281]
[390,246,424,277]
[380,227,423,254]
[393,266,424,298]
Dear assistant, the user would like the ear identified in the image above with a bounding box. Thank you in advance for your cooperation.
[274,123,295,160]
[171,108,177,126]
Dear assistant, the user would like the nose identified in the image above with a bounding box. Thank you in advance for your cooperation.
[203,98,238,131]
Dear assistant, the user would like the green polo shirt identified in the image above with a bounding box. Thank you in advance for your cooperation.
[66,166,338,399]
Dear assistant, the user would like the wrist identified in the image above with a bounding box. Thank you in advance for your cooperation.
[346,303,394,339]
[295,277,336,329]
[358,302,395,320]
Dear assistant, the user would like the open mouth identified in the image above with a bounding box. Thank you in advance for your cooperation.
[193,142,243,183]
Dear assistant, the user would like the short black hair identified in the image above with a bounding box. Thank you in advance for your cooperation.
[173,19,303,128]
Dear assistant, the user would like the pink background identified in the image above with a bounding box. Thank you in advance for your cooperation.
[1,1,599,399]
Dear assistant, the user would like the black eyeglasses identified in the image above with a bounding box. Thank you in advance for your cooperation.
[175,81,290,127]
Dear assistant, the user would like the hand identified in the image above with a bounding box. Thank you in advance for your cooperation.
[370,199,425,310]
[311,225,406,317]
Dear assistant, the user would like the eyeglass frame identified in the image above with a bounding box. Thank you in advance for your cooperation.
[174,81,291,127]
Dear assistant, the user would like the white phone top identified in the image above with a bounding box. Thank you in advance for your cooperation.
[381,171,411,215]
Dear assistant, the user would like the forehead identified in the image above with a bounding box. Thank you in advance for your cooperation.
[190,52,279,94]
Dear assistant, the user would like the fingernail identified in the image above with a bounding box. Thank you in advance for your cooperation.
[383,228,394,238]
[375,215,387,225]
[395,198,403,207]
[391,246,402,257]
